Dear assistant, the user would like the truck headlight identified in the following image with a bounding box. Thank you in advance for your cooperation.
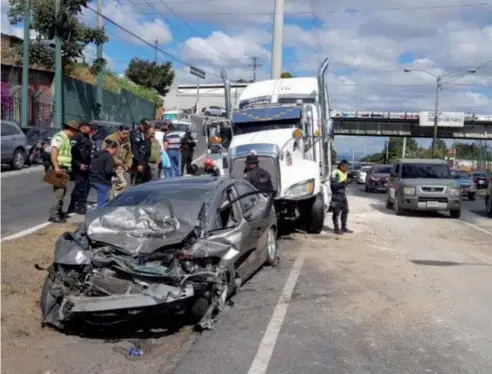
[449,188,460,196]
[285,179,314,198]
[403,187,416,195]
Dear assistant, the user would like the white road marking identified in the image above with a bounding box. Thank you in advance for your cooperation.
[248,251,306,374]
[1,165,43,179]
[0,153,208,242]
[460,220,492,236]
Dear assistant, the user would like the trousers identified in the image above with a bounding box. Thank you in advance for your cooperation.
[180,152,193,175]
[150,162,161,179]
[68,172,89,212]
[331,195,349,229]
[167,149,181,177]
[48,167,70,218]
[91,182,110,208]
[134,166,152,185]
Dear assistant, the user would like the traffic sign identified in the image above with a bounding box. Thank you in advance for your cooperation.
[190,66,206,79]
[419,111,465,127]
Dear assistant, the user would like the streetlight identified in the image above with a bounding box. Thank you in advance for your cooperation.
[404,67,476,157]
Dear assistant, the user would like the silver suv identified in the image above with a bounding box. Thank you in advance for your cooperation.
[1,120,28,170]
[385,158,461,218]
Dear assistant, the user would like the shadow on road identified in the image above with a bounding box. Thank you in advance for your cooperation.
[369,203,449,219]
[468,209,488,219]
[410,259,492,267]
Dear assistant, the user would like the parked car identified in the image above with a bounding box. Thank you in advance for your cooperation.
[365,164,391,192]
[40,176,277,331]
[202,106,226,117]
[357,166,372,184]
[385,158,461,218]
[472,171,489,189]
[485,182,492,218]
[451,169,477,200]
[1,120,28,169]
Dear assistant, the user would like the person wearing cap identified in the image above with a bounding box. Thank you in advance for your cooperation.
[244,154,273,193]
[203,158,220,176]
[180,128,196,175]
[103,125,132,194]
[330,159,353,234]
[48,120,79,223]
[67,122,94,215]
[148,126,162,179]
[130,118,152,185]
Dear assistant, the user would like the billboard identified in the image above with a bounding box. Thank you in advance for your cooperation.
[419,111,465,127]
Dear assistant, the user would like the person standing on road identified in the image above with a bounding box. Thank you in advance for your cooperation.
[130,118,152,185]
[330,159,353,235]
[103,125,132,195]
[160,140,173,179]
[165,123,181,177]
[90,140,118,208]
[244,154,274,193]
[180,128,196,175]
[68,122,93,215]
[148,127,162,179]
[48,120,79,223]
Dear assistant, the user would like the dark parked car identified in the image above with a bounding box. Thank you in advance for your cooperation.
[41,176,278,331]
[486,182,492,218]
[365,164,391,192]
[1,120,28,169]
[472,171,489,189]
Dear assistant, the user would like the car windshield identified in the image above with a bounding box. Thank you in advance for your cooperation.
[173,123,191,132]
[361,166,372,172]
[452,170,471,179]
[472,172,487,177]
[374,166,391,174]
[233,121,297,135]
[401,163,451,179]
[163,113,177,120]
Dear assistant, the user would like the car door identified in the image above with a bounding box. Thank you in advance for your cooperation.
[1,121,17,162]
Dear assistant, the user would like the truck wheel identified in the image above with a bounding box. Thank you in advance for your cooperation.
[486,197,492,218]
[450,209,461,219]
[468,193,476,201]
[304,193,325,234]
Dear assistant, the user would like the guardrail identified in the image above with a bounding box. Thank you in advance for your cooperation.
[330,111,492,122]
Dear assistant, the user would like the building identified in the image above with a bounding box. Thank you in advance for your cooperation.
[163,83,249,111]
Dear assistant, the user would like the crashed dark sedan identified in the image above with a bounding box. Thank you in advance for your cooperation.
[41,176,278,331]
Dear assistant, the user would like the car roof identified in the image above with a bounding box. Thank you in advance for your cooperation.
[395,158,449,165]
[130,176,233,193]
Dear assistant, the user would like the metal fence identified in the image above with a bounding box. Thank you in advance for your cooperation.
[1,86,53,127]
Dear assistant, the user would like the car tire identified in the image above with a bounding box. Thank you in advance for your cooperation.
[394,196,404,216]
[188,296,211,323]
[468,193,476,201]
[205,111,210,116]
[385,194,393,209]
[264,227,278,266]
[304,193,325,234]
[11,148,25,170]
[450,209,461,219]
[486,197,492,218]
[40,273,61,328]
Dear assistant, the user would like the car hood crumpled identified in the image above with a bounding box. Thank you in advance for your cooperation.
[85,199,205,255]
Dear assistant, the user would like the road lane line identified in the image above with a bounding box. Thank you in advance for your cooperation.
[460,220,492,237]
[248,251,306,374]
[0,153,208,242]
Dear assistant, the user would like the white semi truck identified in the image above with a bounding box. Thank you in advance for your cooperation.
[220,60,333,233]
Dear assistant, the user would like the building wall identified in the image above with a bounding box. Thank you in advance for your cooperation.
[163,84,247,111]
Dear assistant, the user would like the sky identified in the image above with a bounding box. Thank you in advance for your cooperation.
[1,0,491,154]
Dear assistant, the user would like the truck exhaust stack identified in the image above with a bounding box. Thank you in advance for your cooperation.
[317,58,330,180]
[221,68,232,121]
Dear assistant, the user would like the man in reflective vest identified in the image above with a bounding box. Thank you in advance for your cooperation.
[330,159,353,234]
[48,120,79,223]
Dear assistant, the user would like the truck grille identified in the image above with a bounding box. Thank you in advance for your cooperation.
[230,156,280,192]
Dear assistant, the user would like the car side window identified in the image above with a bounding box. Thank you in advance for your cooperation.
[393,163,400,177]
[215,188,239,229]
[234,182,258,216]
[1,123,19,136]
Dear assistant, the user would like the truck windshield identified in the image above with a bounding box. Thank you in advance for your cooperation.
[401,164,451,179]
[233,121,297,135]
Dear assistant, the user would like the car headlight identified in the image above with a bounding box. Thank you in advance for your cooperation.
[403,187,416,195]
[449,188,460,196]
[285,179,315,198]
[371,176,380,181]
[470,183,477,191]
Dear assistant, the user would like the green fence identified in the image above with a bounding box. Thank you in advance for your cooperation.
[63,76,154,124]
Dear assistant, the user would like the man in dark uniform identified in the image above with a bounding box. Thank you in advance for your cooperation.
[244,154,273,193]
[68,122,93,215]
[330,159,353,235]
[180,128,196,175]
[130,118,152,185]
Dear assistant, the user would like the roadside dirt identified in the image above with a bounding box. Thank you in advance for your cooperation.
[1,224,194,374]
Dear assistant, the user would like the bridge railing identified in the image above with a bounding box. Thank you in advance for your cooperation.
[330,111,492,122]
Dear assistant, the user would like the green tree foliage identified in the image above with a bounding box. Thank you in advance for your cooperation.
[125,58,175,97]
[280,72,293,78]
[8,0,107,73]
[361,137,419,163]
[236,78,254,83]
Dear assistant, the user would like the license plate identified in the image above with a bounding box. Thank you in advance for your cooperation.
[479,180,484,184]
[426,201,439,208]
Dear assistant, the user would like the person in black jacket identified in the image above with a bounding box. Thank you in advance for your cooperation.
[180,128,196,175]
[130,118,152,185]
[68,122,94,214]
[244,154,273,193]
[90,139,118,208]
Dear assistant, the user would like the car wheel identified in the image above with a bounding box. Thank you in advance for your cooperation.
[205,111,210,116]
[394,195,404,216]
[450,209,461,219]
[486,197,492,218]
[188,295,211,324]
[304,193,325,234]
[264,227,278,266]
[40,273,62,328]
[12,148,25,170]
[385,194,393,209]
[468,193,476,201]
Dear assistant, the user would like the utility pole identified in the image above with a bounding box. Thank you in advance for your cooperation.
[402,137,407,158]
[270,0,284,79]
[96,0,103,118]
[21,1,30,128]
[54,0,62,128]
[154,39,158,62]
[249,57,263,82]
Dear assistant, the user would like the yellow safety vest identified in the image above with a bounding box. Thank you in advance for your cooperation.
[332,169,348,183]
[52,131,72,168]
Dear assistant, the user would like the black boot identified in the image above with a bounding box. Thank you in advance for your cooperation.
[342,227,353,234]
[48,215,67,223]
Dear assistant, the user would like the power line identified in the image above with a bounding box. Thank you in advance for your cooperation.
[85,5,221,78]
[248,57,263,81]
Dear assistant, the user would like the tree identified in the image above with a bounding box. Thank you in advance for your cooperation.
[430,139,447,158]
[125,58,175,97]
[8,0,107,73]
[387,137,418,160]
[236,78,253,83]
[1,83,13,118]
[280,72,293,78]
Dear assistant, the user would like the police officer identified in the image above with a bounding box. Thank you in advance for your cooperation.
[130,118,152,185]
[103,125,132,196]
[180,128,196,175]
[244,154,273,193]
[48,120,79,223]
[67,122,94,215]
[330,159,353,235]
